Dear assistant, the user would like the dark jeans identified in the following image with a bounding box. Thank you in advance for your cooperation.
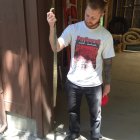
[65,79,102,139]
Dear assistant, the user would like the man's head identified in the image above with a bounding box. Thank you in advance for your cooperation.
[85,0,107,29]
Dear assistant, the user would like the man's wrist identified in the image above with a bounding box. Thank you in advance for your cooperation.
[104,80,111,85]
[104,83,110,86]
[50,26,55,31]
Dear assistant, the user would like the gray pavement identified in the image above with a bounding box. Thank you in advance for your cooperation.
[0,129,44,140]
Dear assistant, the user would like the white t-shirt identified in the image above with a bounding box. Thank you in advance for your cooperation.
[58,21,115,87]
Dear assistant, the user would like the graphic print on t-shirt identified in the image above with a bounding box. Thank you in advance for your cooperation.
[74,36,101,69]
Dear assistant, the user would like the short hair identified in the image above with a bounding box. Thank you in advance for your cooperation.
[87,0,108,11]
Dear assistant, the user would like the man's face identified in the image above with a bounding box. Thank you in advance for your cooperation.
[84,6,104,29]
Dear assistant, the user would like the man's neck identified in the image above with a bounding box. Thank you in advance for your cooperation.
[84,21,100,29]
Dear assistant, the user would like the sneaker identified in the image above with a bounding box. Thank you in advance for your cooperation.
[99,134,103,138]
[64,133,80,140]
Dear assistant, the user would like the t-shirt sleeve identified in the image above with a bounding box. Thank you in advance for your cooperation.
[102,34,115,59]
[58,25,72,47]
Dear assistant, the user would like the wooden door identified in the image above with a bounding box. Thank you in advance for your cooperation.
[123,0,135,28]
[114,0,140,28]
[0,0,31,117]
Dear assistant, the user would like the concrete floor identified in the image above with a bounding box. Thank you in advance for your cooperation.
[52,52,140,140]
[101,52,140,140]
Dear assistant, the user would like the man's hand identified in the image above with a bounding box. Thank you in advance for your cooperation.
[47,8,57,28]
[102,84,110,97]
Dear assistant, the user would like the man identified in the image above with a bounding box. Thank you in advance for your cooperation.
[47,0,115,140]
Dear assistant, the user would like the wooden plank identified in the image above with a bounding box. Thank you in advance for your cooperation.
[35,0,54,135]
[104,2,109,28]
[0,0,31,117]
[24,0,44,137]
